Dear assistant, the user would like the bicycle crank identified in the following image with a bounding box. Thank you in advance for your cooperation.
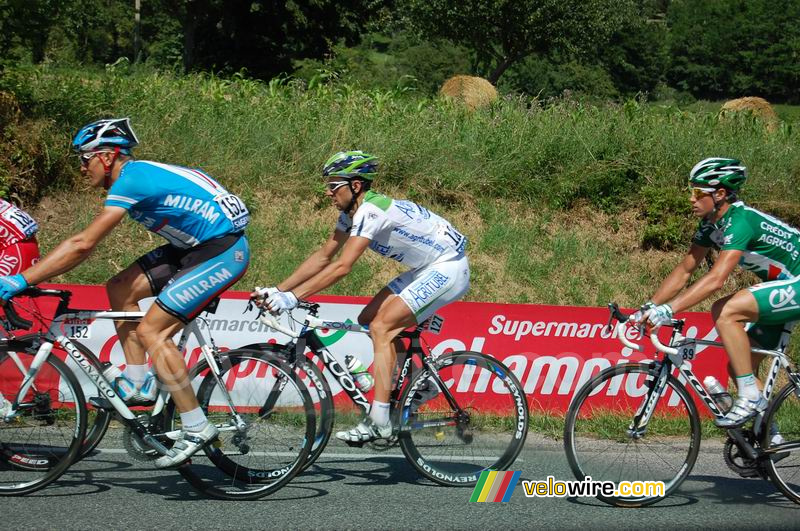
[723,431,767,479]
[123,417,164,462]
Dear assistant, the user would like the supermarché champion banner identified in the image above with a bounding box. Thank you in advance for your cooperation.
[11,284,728,414]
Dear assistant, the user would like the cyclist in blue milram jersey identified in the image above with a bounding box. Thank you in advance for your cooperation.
[0,118,251,467]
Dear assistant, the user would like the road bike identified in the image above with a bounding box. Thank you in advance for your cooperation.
[563,303,800,506]
[0,287,315,499]
[245,300,529,487]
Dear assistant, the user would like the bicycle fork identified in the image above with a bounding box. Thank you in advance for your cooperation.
[628,363,670,438]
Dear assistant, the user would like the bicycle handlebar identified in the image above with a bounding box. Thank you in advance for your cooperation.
[2,287,73,331]
[607,302,683,357]
[649,330,679,356]
[258,313,301,339]
[3,301,32,330]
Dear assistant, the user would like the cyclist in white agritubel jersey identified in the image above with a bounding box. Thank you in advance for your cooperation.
[255,151,470,442]
[0,118,251,467]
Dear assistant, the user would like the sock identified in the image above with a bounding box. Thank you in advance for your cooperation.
[123,364,149,387]
[736,373,760,401]
[369,401,390,426]
[180,407,209,432]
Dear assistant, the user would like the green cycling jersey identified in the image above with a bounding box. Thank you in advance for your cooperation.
[692,201,800,281]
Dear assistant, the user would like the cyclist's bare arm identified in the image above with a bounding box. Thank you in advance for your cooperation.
[666,248,742,313]
[22,207,126,285]
[277,229,349,292]
[650,244,711,304]
[291,235,371,299]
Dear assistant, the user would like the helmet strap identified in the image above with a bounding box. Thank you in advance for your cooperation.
[101,147,121,189]
[345,180,364,215]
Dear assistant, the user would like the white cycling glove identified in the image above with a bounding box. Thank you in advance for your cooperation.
[629,301,655,324]
[251,286,279,307]
[647,304,673,328]
[266,290,299,314]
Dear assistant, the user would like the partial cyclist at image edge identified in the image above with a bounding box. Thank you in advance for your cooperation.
[0,117,251,467]
[255,150,470,442]
[0,198,40,417]
[633,157,800,428]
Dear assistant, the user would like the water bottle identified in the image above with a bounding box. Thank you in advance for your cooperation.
[704,376,733,412]
[101,365,137,399]
[345,355,374,392]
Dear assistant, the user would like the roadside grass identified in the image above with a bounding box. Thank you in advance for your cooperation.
[32,186,762,312]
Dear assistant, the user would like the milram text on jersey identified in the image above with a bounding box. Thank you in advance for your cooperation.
[104,161,250,248]
[336,191,466,269]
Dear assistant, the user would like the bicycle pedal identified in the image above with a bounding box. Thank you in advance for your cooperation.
[343,439,366,448]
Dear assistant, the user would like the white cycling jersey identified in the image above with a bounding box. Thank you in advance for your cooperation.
[336,191,466,269]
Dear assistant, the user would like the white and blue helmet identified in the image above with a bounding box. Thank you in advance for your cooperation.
[72,118,139,154]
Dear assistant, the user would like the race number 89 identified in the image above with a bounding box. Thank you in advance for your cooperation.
[679,344,695,361]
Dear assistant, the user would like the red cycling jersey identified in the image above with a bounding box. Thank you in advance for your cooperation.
[0,199,38,248]
[0,200,39,274]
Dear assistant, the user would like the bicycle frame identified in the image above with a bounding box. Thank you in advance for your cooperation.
[611,307,800,458]
[258,308,463,427]
[5,292,239,456]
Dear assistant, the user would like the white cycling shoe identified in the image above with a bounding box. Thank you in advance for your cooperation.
[715,395,768,428]
[154,423,219,468]
[336,419,392,444]
[0,394,11,419]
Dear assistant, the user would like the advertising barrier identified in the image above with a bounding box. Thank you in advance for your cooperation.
[7,284,729,414]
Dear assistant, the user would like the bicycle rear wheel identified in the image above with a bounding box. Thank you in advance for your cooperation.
[398,351,528,487]
[762,381,800,504]
[0,350,87,495]
[173,349,315,500]
[564,363,700,507]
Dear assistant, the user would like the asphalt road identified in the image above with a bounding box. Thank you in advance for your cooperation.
[3,434,797,530]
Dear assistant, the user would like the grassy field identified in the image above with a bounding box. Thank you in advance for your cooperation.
[4,64,797,314]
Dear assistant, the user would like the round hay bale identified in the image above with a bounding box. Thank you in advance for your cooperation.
[439,75,498,110]
[0,91,21,132]
[719,96,780,131]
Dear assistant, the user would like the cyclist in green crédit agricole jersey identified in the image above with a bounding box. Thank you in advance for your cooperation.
[634,157,800,428]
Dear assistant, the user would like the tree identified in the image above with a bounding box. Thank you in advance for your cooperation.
[398,0,635,83]
[667,0,800,103]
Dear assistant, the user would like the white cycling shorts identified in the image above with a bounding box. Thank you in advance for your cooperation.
[388,255,470,323]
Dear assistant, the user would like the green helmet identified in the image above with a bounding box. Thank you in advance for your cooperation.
[689,157,747,191]
[322,151,377,180]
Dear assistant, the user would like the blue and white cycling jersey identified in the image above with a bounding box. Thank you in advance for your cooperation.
[105,161,249,248]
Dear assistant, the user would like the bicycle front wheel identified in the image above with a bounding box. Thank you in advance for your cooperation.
[762,381,800,504]
[564,363,700,507]
[175,349,315,500]
[398,351,528,487]
[0,350,87,495]
[239,342,334,472]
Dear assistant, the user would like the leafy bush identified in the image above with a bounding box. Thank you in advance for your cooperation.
[639,184,694,251]
[293,32,471,94]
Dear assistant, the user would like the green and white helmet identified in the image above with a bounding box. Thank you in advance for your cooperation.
[689,157,747,191]
[322,151,378,180]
